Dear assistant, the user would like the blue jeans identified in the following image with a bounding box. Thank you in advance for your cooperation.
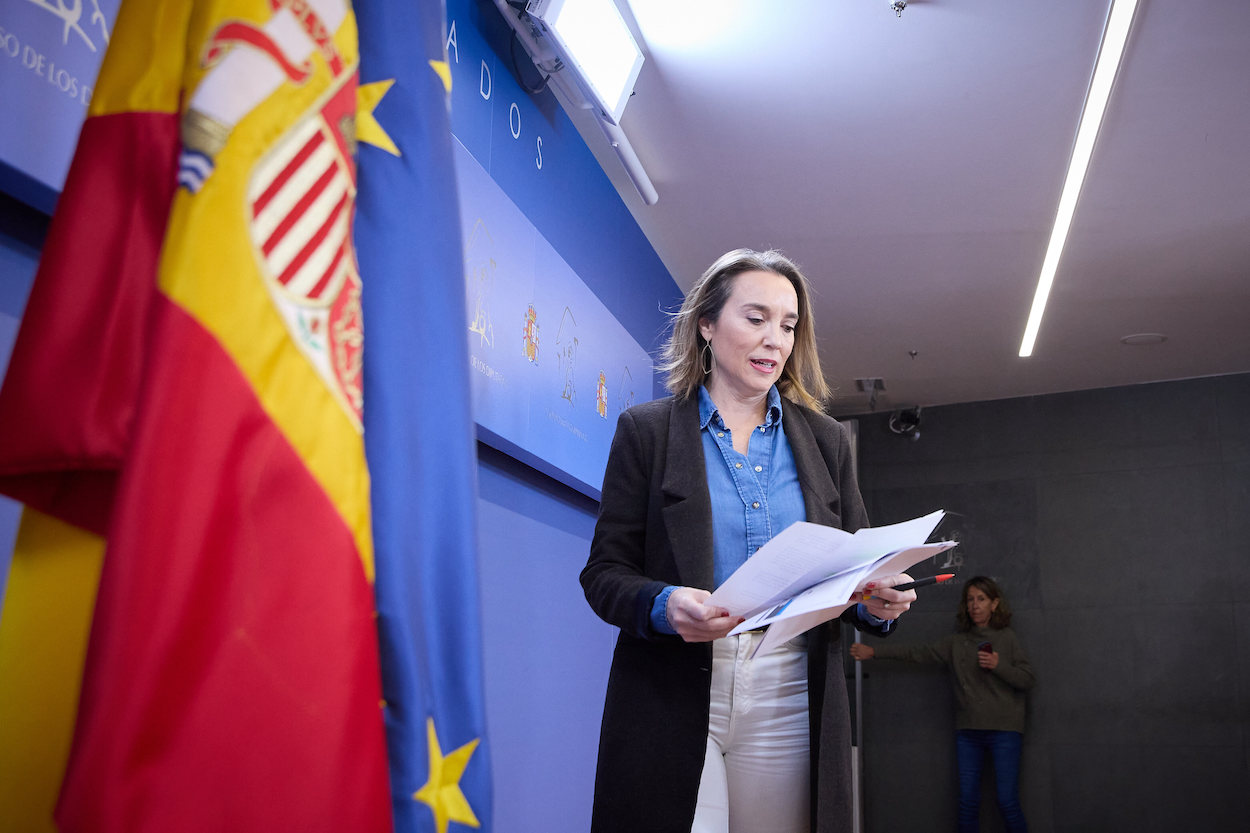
[956,729,1027,833]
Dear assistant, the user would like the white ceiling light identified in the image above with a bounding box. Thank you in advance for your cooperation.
[525,0,645,126]
[1019,0,1140,358]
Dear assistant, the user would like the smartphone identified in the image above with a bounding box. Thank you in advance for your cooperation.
[977,641,993,653]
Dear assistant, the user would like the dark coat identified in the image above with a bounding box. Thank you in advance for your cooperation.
[580,394,884,833]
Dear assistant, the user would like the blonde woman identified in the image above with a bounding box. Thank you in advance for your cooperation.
[582,249,917,833]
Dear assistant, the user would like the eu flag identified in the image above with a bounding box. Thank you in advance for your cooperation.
[355,1,492,831]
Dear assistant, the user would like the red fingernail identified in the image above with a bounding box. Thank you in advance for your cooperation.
[864,582,876,591]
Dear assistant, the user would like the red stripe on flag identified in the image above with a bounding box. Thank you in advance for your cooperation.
[0,112,179,535]
[55,295,392,833]
[262,158,338,258]
[253,129,325,217]
[276,190,348,290]
[305,239,348,301]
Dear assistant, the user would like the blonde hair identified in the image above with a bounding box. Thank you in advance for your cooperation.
[657,248,830,410]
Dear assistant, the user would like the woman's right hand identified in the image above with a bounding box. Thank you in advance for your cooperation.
[667,587,744,642]
[848,643,875,661]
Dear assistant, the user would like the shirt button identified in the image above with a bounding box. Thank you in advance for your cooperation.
[752,501,760,509]
[754,465,762,472]
[735,462,743,469]
[717,432,725,438]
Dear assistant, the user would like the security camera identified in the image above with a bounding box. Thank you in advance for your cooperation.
[890,1,907,17]
[888,407,922,440]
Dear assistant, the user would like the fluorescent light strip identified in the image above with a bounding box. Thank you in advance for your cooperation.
[1019,0,1139,357]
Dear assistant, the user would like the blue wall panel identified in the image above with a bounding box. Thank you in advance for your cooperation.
[476,445,615,831]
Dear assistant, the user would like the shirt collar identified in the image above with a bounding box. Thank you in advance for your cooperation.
[697,385,785,431]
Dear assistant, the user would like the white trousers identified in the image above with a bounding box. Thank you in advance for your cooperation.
[691,632,811,833]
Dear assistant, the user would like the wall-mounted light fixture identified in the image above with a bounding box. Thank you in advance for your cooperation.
[525,0,644,125]
[493,0,658,204]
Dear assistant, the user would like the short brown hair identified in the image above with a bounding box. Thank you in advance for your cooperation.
[657,249,830,410]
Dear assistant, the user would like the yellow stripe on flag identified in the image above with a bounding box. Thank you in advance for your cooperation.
[88,0,192,117]
[159,5,373,577]
[0,509,105,833]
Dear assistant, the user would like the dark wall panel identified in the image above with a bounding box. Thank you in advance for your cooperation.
[847,373,1250,833]
[1037,464,1228,608]
[866,478,1041,609]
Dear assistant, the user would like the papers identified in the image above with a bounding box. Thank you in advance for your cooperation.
[705,510,958,655]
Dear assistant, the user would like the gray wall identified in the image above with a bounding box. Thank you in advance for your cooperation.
[843,373,1250,833]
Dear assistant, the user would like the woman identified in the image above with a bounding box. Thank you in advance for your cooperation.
[581,249,917,833]
[849,576,1035,832]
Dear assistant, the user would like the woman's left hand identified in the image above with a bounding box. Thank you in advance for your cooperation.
[857,573,918,621]
[978,649,1000,671]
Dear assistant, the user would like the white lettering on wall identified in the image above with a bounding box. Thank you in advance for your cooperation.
[5,31,92,105]
[450,19,557,179]
[28,0,111,53]
[0,27,19,58]
[21,44,45,74]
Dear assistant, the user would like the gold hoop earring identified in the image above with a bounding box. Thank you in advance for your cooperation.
[700,340,713,375]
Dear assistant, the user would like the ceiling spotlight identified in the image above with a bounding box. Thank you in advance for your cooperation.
[888,407,922,441]
[890,1,907,18]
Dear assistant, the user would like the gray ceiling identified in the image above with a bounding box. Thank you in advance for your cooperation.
[556,0,1250,416]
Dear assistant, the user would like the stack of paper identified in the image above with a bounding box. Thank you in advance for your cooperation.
[705,510,957,654]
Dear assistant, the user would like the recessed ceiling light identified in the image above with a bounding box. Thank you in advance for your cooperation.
[1120,333,1167,345]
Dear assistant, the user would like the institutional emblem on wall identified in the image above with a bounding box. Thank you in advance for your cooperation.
[466,218,496,349]
[617,365,635,412]
[557,306,577,406]
[523,304,539,363]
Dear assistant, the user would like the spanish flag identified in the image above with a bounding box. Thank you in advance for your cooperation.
[0,0,392,830]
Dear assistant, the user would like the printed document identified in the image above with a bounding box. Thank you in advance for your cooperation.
[705,510,958,655]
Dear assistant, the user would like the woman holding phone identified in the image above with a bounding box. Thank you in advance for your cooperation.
[849,575,1035,833]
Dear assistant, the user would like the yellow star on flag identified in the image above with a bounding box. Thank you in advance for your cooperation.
[414,717,481,833]
[357,79,399,156]
[357,61,451,157]
[430,58,451,94]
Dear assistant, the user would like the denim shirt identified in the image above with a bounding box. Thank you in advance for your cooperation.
[699,385,806,589]
[649,386,888,634]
